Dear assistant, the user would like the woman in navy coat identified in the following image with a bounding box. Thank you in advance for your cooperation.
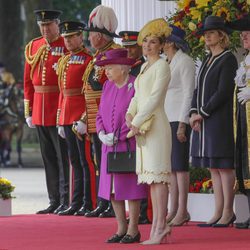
[190,16,238,227]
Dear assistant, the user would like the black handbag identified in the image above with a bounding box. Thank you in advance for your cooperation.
[107,128,136,174]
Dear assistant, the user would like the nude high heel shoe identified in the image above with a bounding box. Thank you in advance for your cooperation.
[168,213,191,226]
[141,224,172,245]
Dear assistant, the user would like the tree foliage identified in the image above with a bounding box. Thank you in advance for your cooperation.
[0,0,100,79]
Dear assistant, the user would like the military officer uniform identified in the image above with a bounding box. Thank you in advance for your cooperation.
[82,27,121,218]
[56,21,93,216]
[24,10,69,214]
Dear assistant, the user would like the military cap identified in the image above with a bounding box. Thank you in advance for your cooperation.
[34,9,62,24]
[119,31,139,46]
[59,21,85,37]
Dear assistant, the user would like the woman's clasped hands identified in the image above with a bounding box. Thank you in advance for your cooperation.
[189,113,203,132]
[126,113,140,136]
[98,130,118,146]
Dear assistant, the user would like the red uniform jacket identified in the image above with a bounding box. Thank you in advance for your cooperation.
[24,36,66,126]
[57,49,92,125]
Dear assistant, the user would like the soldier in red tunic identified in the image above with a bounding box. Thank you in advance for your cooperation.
[24,10,69,214]
[56,21,93,216]
[78,5,121,218]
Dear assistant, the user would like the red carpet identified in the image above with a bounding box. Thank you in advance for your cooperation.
[0,215,250,250]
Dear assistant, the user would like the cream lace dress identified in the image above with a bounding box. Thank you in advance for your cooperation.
[127,58,172,184]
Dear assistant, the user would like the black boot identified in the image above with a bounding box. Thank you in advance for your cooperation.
[54,204,69,214]
[36,204,59,214]
[75,204,92,216]
[85,200,108,217]
[99,203,115,218]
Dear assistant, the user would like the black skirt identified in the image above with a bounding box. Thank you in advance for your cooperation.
[170,122,191,172]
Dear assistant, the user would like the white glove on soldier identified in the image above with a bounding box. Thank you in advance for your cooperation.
[58,126,65,139]
[98,131,118,146]
[74,120,87,135]
[238,87,250,104]
[26,116,36,128]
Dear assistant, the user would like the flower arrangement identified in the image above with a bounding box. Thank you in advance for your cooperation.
[189,167,213,193]
[168,0,250,60]
[0,177,15,200]
[189,177,213,193]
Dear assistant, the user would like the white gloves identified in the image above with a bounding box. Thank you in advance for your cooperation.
[98,131,118,146]
[26,116,35,128]
[58,126,65,138]
[238,87,250,104]
[74,120,87,135]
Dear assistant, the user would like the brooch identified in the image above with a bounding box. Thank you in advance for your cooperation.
[128,82,133,91]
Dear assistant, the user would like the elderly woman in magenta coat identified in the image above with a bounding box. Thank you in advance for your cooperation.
[95,48,148,244]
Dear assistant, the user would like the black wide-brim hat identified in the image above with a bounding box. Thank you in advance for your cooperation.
[227,15,250,31]
[197,16,232,35]
[59,21,85,37]
[84,24,119,38]
[34,9,62,24]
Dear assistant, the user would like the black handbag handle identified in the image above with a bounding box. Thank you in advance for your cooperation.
[112,128,132,159]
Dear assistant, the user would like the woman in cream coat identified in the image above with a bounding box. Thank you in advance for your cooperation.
[126,18,172,245]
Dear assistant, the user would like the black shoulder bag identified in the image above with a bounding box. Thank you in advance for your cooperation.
[107,128,136,174]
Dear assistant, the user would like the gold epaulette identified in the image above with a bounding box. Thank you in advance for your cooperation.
[110,43,121,49]
[24,37,47,80]
[57,53,71,90]
[24,99,31,118]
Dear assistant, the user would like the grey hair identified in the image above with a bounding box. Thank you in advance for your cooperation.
[120,65,131,75]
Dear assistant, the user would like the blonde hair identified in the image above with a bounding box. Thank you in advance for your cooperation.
[218,30,230,49]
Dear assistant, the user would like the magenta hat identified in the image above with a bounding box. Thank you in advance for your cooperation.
[95,48,136,66]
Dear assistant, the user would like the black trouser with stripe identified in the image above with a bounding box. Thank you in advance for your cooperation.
[64,125,92,209]
[36,126,69,207]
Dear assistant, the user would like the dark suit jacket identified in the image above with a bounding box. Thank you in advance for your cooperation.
[190,50,238,158]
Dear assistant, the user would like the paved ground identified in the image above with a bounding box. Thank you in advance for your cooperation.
[0,147,48,215]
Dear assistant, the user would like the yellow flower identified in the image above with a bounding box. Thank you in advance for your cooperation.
[0,178,11,186]
[190,8,202,21]
[196,0,210,8]
[199,36,205,43]
[214,0,224,7]
[188,22,197,31]
[177,0,193,9]
[174,21,184,29]
[216,7,230,21]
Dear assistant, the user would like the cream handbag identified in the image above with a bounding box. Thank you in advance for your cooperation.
[127,115,155,138]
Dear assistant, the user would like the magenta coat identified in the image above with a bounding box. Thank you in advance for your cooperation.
[96,75,148,201]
